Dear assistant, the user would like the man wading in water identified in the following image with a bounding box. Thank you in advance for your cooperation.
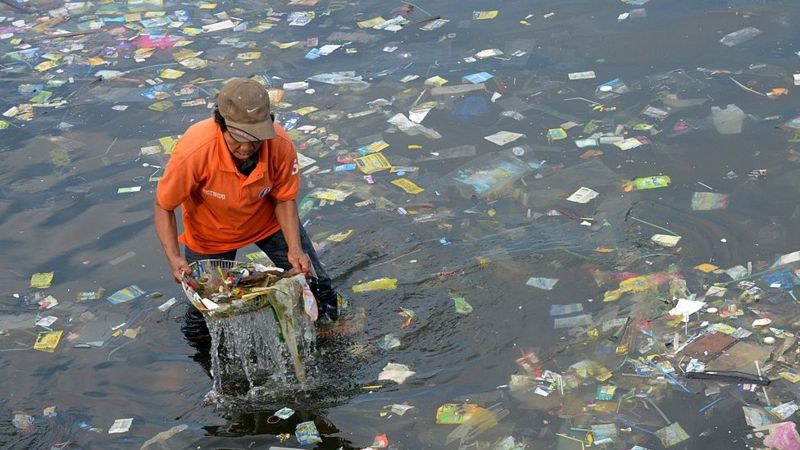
[153,77,340,341]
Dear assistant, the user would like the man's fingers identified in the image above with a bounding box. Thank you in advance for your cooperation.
[171,259,191,284]
[301,255,312,273]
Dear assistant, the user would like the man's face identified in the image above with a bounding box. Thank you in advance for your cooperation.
[223,127,262,161]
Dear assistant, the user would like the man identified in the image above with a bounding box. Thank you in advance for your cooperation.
[153,78,339,339]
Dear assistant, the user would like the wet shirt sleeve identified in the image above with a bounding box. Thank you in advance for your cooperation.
[269,140,301,202]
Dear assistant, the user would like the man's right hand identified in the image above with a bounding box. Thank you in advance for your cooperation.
[169,256,191,283]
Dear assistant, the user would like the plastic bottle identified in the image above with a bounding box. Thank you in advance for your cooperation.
[719,27,761,47]
[623,175,671,192]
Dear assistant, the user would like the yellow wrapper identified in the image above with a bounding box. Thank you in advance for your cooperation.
[473,10,498,20]
[355,153,391,174]
[327,230,353,242]
[30,272,54,288]
[34,61,58,72]
[148,101,174,112]
[357,16,385,28]
[159,68,184,79]
[695,263,719,273]
[424,75,448,86]
[271,41,300,49]
[158,136,178,154]
[34,330,63,352]
[236,52,261,60]
[363,140,389,153]
[172,48,199,61]
[391,178,424,194]
[294,106,318,116]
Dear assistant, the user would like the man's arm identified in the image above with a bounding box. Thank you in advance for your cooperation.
[274,199,311,274]
[153,197,190,282]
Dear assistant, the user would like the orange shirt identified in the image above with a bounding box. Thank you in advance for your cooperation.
[156,118,300,254]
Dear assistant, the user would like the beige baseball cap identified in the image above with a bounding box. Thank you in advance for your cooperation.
[217,78,275,140]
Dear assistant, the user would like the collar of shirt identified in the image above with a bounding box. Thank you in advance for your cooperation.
[237,152,259,175]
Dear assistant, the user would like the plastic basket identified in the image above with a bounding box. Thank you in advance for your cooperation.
[180,258,294,320]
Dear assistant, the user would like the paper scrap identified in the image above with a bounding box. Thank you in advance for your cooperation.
[771,402,799,420]
[475,49,503,59]
[108,418,133,434]
[378,362,415,384]
[35,316,58,328]
[484,131,525,146]
[614,137,644,150]
[389,403,414,415]
[107,285,146,304]
[668,299,706,319]
[691,192,729,211]
[569,71,596,80]
[38,295,58,310]
[655,422,690,447]
[157,297,178,312]
[566,187,599,204]
[274,407,295,419]
[526,277,559,290]
[651,234,682,247]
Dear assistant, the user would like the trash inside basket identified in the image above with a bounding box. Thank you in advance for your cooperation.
[180,259,296,318]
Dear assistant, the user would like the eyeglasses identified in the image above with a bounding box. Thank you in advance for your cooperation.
[227,127,261,143]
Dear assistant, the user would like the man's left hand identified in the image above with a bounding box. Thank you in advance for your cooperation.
[288,247,311,275]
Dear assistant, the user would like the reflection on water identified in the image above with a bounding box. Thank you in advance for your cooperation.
[3,0,800,448]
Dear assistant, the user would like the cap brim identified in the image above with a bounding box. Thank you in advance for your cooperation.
[226,117,276,141]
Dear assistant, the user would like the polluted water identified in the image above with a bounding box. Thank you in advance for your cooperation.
[6,0,800,448]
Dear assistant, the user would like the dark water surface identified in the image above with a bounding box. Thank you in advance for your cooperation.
[2,0,800,448]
